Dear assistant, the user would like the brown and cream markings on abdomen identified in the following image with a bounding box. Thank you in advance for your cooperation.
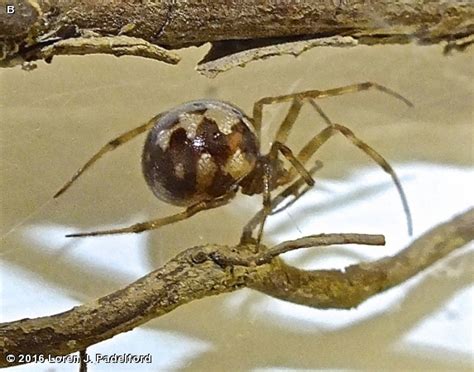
[142,100,259,206]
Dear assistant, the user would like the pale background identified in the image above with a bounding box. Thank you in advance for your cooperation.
[1,42,473,371]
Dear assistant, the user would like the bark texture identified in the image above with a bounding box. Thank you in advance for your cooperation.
[0,1,472,73]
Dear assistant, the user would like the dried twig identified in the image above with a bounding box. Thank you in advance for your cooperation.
[197,36,358,78]
[38,36,180,65]
[1,1,473,74]
[251,209,474,308]
[1,208,472,367]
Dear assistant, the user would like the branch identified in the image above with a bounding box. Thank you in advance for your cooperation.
[1,1,473,74]
[250,208,474,308]
[1,209,473,367]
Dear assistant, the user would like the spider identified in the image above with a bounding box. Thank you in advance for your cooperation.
[54,82,413,243]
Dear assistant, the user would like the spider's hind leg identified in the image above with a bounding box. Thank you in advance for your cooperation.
[54,114,164,198]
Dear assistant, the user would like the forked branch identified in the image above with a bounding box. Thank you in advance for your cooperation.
[1,208,473,367]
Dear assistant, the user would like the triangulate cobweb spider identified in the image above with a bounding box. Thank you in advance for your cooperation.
[55,82,413,244]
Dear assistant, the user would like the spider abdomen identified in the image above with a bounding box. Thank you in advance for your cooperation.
[142,100,259,206]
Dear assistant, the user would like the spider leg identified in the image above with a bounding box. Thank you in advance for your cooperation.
[66,191,236,238]
[332,123,412,235]
[288,123,413,236]
[253,97,307,144]
[270,181,313,216]
[255,142,316,245]
[240,160,323,244]
[272,141,315,186]
[255,162,273,247]
[252,82,412,141]
[307,99,333,126]
[54,114,165,198]
[272,160,323,215]
[302,82,413,106]
[274,99,303,143]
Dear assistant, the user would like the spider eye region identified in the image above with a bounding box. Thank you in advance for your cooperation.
[142,100,259,206]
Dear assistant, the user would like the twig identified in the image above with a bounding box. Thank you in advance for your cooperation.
[250,209,474,308]
[1,209,472,367]
[38,36,180,65]
[258,233,385,264]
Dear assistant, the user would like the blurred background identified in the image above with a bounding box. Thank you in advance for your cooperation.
[1,42,473,371]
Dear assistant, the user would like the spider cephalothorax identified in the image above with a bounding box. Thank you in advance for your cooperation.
[239,156,290,196]
[55,82,413,242]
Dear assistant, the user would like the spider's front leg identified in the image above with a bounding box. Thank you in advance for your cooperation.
[252,82,413,236]
[252,81,412,143]
[66,191,236,238]
[290,121,413,235]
